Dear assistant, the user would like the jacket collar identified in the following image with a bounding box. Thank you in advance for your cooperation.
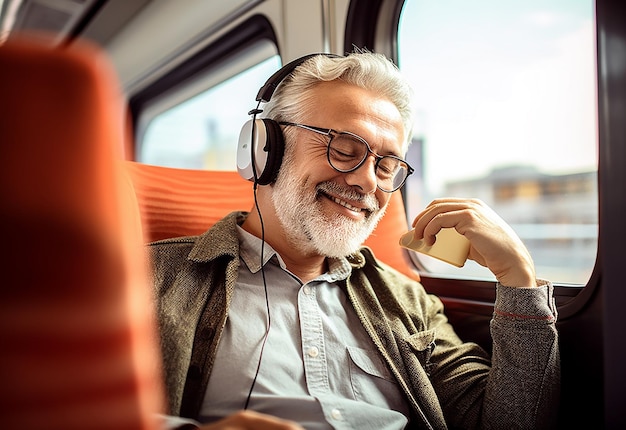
[187,211,246,263]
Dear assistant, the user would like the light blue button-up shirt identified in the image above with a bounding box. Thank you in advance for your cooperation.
[198,227,409,429]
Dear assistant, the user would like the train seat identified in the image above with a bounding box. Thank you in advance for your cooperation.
[123,161,255,242]
[0,37,163,429]
[123,161,419,281]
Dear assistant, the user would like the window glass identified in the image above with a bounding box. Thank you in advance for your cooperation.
[398,0,597,284]
[140,55,282,170]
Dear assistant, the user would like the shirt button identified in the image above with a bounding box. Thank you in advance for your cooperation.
[303,285,312,295]
[307,346,319,358]
[331,408,343,420]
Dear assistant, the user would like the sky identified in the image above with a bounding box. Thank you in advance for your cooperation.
[397,0,597,195]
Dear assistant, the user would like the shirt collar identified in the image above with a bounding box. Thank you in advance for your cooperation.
[237,225,280,273]
[236,226,352,282]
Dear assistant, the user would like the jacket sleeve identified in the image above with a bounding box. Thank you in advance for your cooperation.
[413,279,559,429]
[481,282,560,429]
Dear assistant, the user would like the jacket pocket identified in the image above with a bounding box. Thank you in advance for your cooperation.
[406,329,436,376]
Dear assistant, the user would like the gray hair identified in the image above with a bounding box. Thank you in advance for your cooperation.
[263,50,415,152]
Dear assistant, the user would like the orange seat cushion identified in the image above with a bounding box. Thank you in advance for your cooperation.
[123,161,255,242]
[364,191,420,281]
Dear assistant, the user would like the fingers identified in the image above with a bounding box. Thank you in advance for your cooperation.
[199,410,305,430]
[410,198,537,287]
[412,198,484,227]
[412,198,485,245]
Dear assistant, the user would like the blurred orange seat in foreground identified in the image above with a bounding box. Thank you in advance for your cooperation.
[0,36,163,430]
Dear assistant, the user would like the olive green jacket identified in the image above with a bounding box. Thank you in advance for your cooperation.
[149,212,559,429]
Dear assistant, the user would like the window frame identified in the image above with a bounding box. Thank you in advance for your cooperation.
[345,0,600,311]
[129,14,279,161]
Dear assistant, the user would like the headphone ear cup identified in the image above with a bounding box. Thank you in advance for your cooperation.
[255,119,284,185]
[236,118,284,184]
[239,53,341,183]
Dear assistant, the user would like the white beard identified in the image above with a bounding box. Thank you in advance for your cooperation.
[271,161,387,258]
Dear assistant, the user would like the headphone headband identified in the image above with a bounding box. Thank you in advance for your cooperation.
[255,53,342,103]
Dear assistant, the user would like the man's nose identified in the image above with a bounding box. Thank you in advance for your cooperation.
[344,155,378,194]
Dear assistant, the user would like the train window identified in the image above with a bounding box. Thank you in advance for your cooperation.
[139,50,281,170]
[398,0,597,285]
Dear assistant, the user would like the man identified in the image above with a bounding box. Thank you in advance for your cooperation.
[151,51,559,430]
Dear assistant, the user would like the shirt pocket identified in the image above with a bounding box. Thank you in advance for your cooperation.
[347,346,407,413]
[405,329,437,376]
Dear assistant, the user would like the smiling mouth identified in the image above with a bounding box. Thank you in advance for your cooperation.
[332,194,363,211]
[319,191,371,215]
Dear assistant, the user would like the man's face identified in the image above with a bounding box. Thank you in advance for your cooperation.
[270,81,406,258]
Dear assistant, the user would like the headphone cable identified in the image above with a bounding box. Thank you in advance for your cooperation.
[243,103,272,410]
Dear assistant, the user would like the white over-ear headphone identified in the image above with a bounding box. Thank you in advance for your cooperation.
[236,53,341,185]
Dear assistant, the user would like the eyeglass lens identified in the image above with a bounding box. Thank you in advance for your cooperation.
[328,133,409,191]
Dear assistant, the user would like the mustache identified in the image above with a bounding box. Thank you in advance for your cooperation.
[316,181,380,213]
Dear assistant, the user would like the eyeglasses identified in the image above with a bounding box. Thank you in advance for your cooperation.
[279,122,414,192]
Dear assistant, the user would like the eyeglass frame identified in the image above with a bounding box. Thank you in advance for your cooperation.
[279,121,414,192]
